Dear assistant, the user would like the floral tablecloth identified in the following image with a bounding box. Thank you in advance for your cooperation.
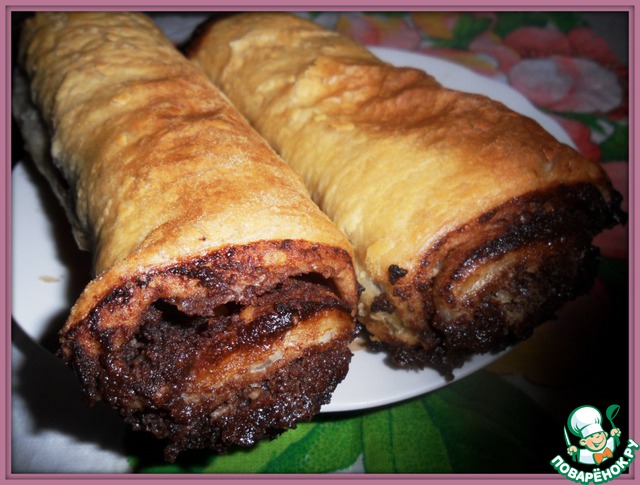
[11,10,630,477]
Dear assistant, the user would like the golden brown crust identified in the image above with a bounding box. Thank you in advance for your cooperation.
[17,12,353,275]
[188,12,624,375]
[14,12,358,459]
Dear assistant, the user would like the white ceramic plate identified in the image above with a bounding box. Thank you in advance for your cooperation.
[11,43,573,472]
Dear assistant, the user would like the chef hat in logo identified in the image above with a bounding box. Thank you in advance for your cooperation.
[568,405,604,439]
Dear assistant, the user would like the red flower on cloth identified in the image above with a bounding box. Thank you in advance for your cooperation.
[567,27,625,70]
[502,25,625,116]
[335,13,421,51]
[468,32,521,74]
[508,56,622,113]
[503,26,572,57]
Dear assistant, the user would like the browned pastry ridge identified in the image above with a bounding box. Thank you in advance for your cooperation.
[13,12,358,461]
[187,12,625,377]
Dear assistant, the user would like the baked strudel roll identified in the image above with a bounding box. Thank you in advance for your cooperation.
[188,12,625,377]
[13,12,358,460]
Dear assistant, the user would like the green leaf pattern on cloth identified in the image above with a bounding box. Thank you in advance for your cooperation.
[362,396,450,473]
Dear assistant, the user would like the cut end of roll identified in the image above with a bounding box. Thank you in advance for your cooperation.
[362,183,625,378]
[59,240,356,461]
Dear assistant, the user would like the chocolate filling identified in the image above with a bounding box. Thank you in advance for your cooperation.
[59,242,355,461]
[375,183,625,377]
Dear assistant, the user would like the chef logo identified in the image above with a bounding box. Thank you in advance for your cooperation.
[565,405,621,465]
[550,404,638,484]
